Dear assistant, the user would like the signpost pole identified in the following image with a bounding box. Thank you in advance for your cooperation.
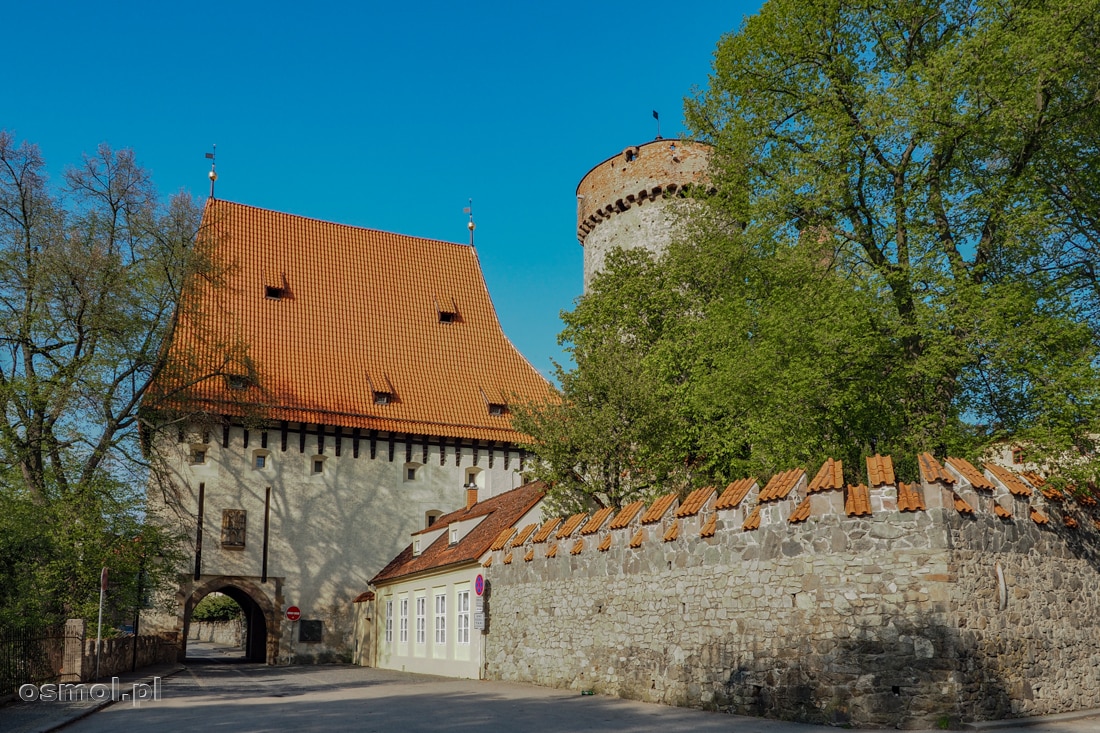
[95,567,107,680]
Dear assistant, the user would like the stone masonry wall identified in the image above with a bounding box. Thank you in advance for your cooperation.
[483,465,1100,728]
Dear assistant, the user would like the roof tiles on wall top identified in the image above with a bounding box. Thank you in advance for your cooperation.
[556,512,589,539]
[153,199,553,442]
[490,527,516,552]
[845,484,872,517]
[511,523,538,547]
[897,482,926,512]
[700,514,717,538]
[546,544,558,558]
[1030,506,1049,525]
[579,507,615,535]
[598,535,612,552]
[788,498,811,523]
[743,506,762,531]
[570,539,584,555]
[945,457,995,491]
[994,502,1012,519]
[1077,488,1099,508]
[532,518,562,544]
[716,478,757,510]
[1064,515,1079,529]
[918,453,955,485]
[641,493,678,524]
[758,469,805,503]
[609,500,645,530]
[629,528,645,548]
[808,458,843,493]
[482,555,493,567]
[953,492,975,514]
[675,486,715,517]
[1023,472,1064,502]
[523,547,534,562]
[866,454,895,487]
[503,552,513,564]
[985,463,1033,497]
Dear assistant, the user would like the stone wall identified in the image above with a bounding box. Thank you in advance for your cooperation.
[483,461,1100,728]
[188,620,244,647]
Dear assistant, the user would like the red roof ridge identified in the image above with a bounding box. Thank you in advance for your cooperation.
[808,459,843,493]
[918,453,955,485]
[945,457,995,491]
[532,518,562,544]
[897,482,926,513]
[640,493,678,524]
[716,478,757,510]
[742,506,762,531]
[556,512,589,539]
[788,498,812,523]
[758,468,805,503]
[579,507,615,535]
[866,454,895,487]
[845,483,872,517]
[984,463,1033,498]
[609,500,645,529]
[675,486,716,517]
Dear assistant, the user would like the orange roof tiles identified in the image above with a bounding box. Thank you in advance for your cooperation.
[1023,473,1064,502]
[532,518,562,544]
[788,498,811,523]
[1041,486,1065,502]
[490,527,516,552]
[510,523,538,547]
[953,492,975,514]
[918,453,955,485]
[570,539,584,555]
[808,459,843,493]
[663,521,680,542]
[716,478,757,510]
[482,555,492,567]
[985,463,1033,498]
[609,500,645,530]
[994,502,1013,519]
[742,506,761,531]
[1030,506,1049,525]
[1077,487,1099,508]
[640,492,678,524]
[758,469,805,503]
[675,486,715,517]
[370,482,543,585]
[524,547,534,562]
[556,512,589,539]
[897,482,926,512]
[845,484,872,517]
[579,507,615,535]
[597,535,612,552]
[1064,515,1079,529]
[545,544,558,558]
[945,457,995,491]
[866,455,895,487]
[153,199,552,442]
[629,528,645,548]
[700,514,717,538]
[503,552,513,564]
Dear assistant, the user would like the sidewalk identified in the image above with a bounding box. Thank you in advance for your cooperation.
[0,663,185,733]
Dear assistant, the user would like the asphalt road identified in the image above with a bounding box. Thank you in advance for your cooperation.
[58,642,1100,733]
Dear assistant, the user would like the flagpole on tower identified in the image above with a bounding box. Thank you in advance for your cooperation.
[205,145,218,199]
[464,199,475,247]
[653,110,661,140]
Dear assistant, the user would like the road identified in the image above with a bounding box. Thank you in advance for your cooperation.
[61,643,1100,733]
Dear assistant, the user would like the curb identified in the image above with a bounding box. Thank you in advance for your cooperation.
[964,707,1100,730]
[44,665,187,733]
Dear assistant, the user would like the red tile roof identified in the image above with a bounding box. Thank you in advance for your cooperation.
[700,514,717,538]
[370,482,543,584]
[985,463,1033,498]
[153,199,552,442]
[579,507,615,535]
[675,486,715,517]
[742,506,761,531]
[994,502,1012,519]
[715,478,756,510]
[945,457,995,491]
[758,469,805,502]
[597,535,612,552]
[570,539,584,555]
[640,492,678,524]
[503,552,513,564]
[663,521,680,542]
[524,547,535,562]
[629,528,645,548]
[609,500,645,529]
[556,512,589,539]
[489,528,515,552]
[808,459,843,493]
[845,484,872,517]
[918,453,955,485]
[545,544,558,558]
[897,482,926,512]
[532,518,562,544]
[1030,506,1049,525]
[510,522,539,547]
[953,492,975,514]
[866,455,895,487]
[788,498,811,523]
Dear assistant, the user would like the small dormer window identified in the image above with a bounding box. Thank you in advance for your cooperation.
[374,391,393,405]
[413,538,421,556]
[265,286,286,300]
[449,525,459,545]
[438,311,456,324]
[488,403,507,416]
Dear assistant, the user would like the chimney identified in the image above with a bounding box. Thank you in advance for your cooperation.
[466,486,478,511]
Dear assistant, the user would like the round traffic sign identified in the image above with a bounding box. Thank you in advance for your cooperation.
[475,574,484,596]
[285,606,301,621]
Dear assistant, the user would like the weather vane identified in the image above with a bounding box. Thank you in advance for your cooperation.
[464,198,475,247]
[205,144,217,198]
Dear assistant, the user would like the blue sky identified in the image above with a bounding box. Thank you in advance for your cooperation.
[5,0,763,379]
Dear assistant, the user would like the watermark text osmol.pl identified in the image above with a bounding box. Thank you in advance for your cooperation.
[19,677,162,706]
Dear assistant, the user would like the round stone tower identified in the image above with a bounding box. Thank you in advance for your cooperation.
[576,138,712,291]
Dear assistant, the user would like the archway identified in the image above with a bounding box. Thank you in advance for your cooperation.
[183,578,278,664]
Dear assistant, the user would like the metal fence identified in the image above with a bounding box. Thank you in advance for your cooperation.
[0,624,76,697]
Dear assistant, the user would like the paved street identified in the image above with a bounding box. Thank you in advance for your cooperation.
[5,642,1100,733]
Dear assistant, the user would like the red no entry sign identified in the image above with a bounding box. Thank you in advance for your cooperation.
[285,606,301,621]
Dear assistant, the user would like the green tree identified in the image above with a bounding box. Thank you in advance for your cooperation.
[0,132,198,626]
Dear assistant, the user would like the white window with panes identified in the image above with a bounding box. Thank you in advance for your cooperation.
[399,597,408,643]
[415,596,426,645]
[385,600,393,644]
[457,590,470,645]
[434,593,446,645]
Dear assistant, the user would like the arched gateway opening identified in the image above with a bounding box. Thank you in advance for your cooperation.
[183,578,278,663]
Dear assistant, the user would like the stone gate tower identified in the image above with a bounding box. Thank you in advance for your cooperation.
[576,138,711,291]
